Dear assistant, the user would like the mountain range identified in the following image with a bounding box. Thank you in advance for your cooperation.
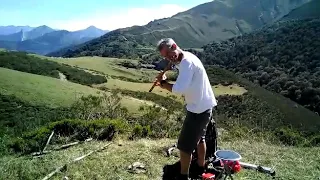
[48,0,312,58]
[0,25,108,55]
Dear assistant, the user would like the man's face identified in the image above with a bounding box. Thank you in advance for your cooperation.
[160,46,179,64]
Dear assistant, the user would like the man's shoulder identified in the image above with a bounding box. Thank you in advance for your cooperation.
[182,51,203,68]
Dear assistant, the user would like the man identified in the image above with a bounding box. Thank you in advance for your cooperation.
[154,38,218,180]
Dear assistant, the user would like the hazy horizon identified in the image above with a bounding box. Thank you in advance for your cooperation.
[0,0,212,31]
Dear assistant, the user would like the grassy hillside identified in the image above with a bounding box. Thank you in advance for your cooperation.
[48,0,310,58]
[281,0,320,20]
[48,55,247,97]
[0,67,154,110]
[51,56,158,82]
[202,18,320,116]
[0,51,107,86]
[0,67,97,108]
[95,78,247,99]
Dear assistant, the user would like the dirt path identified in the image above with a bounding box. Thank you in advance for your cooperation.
[58,71,67,81]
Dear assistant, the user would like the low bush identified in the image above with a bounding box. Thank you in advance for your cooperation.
[274,127,308,146]
[9,118,129,154]
[4,91,185,155]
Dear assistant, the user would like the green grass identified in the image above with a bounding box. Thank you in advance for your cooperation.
[46,55,247,101]
[0,67,155,112]
[1,137,319,180]
[50,56,158,81]
[0,67,97,108]
[95,78,247,102]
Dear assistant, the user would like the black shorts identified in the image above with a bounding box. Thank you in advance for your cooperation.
[177,108,213,154]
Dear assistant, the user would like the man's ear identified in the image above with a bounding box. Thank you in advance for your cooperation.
[171,43,177,50]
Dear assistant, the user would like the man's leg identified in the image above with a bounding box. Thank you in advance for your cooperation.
[197,138,206,167]
[177,111,194,179]
[179,150,192,175]
[195,109,213,175]
[177,109,213,179]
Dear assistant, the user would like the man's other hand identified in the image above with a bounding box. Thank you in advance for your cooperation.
[155,71,167,83]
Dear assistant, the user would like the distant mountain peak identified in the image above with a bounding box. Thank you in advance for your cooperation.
[86,25,98,29]
[34,25,54,30]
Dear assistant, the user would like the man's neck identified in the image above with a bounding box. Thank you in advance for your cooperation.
[177,50,184,62]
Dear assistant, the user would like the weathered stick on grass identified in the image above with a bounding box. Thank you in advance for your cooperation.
[41,142,113,180]
[43,131,55,152]
[32,138,93,157]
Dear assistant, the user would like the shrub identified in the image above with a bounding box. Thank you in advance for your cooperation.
[70,92,129,120]
[130,124,152,139]
[9,118,129,154]
[134,105,185,138]
[274,127,307,146]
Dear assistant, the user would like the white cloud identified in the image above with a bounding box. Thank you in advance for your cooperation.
[50,4,188,31]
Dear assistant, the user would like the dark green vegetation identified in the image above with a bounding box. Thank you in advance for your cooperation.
[1,91,185,155]
[206,66,320,146]
[48,30,155,59]
[0,94,71,155]
[0,26,108,55]
[0,51,107,85]
[49,0,310,58]
[201,18,320,116]
[281,0,320,20]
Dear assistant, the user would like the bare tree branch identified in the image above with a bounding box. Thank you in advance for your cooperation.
[43,131,55,152]
[41,142,112,180]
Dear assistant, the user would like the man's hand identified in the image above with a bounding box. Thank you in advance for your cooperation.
[157,79,173,92]
[155,71,167,82]
[154,71,167,85]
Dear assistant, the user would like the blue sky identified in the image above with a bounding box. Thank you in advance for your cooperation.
[0,0,211,31]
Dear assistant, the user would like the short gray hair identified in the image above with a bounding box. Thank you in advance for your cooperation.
[156,38,177,51]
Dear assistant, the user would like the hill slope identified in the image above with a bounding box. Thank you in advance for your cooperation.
[281,0,320,20]
[201,18,320,115]
[0,51,107,86]
[0,67,99,108]
[0,67,155,111]
[49,0,310,58]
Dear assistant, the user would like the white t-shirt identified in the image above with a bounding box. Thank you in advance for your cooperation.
[172,51,217,113]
